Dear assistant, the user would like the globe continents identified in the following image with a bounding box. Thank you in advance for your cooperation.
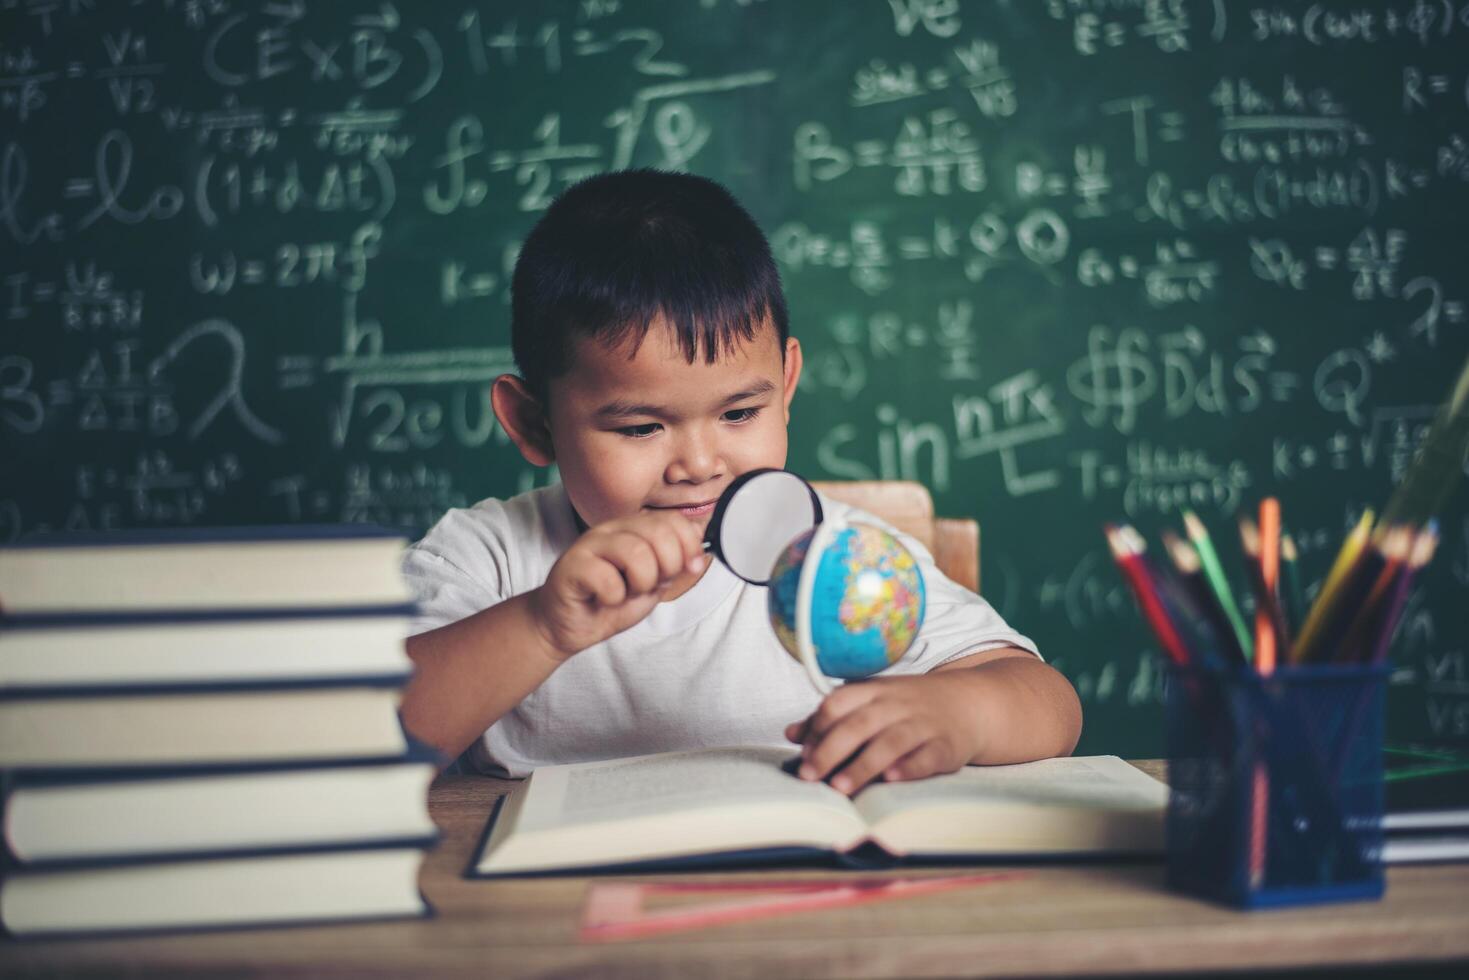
[767,522,926,681]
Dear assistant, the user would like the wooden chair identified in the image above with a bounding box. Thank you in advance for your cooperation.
[811,480,980,594]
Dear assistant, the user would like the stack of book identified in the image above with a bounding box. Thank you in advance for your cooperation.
[1383,747,1469,864]
[0,526,439,938]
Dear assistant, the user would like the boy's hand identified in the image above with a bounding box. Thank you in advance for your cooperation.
[784,674,980,796]
[528,511,708,660]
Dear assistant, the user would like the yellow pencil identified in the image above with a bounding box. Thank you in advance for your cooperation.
[1290,508,1375,664]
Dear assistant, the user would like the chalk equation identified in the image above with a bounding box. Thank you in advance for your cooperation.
[3,0,1466,758]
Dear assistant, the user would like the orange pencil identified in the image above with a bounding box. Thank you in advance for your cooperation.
[1255,498,1281,673]
[1239,517,1289,662]
[1245,500,1280,894]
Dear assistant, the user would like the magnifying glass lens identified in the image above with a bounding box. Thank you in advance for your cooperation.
[710,470,822,585]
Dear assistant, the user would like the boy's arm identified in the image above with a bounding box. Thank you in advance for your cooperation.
[401,511,709,765]
[931,648,1083,762]
[400,592,565,766]
[784,648,1082,796]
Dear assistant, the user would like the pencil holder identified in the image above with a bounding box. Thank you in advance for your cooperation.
[1164,663,1388,909]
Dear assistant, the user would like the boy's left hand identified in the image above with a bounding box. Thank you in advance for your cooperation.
[784,674,978,796]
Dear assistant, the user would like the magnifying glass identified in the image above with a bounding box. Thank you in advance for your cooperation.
[704,468,824,585]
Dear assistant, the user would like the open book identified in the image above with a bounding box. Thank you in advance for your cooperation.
[469,746,1167,877]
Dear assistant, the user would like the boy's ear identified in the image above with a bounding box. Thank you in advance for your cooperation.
[491,375,555,466]
[781,337,803,422]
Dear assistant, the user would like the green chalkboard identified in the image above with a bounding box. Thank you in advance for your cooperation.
[3,1,1467,758]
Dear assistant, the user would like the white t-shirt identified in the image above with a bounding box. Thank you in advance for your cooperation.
[402,484,1038,777]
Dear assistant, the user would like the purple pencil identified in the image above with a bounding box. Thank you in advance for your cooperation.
[1367,525,1439,665]
[1331,524,1441,783]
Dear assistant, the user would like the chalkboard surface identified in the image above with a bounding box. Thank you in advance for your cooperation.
[3,1,1467,758]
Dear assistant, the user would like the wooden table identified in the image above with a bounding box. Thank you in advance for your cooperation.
[3,762,1468,977]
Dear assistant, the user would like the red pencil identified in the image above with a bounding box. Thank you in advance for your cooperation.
[1104,525,1191,667]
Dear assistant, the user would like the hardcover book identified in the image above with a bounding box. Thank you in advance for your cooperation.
[0,525,414,615]
[1,846,431,937]
[0,607,415,691]
[0,685,409,770]
[3,753,439,864]
[469,746,1167,877]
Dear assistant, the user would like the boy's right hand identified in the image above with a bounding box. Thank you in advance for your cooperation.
[527,512,709,660]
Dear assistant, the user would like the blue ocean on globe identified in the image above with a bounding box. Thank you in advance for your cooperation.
[767,522,926,680]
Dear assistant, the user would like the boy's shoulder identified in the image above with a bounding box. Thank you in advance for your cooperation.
[810,490,914,550]
[410,484,578,569]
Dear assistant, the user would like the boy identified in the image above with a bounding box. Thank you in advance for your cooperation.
[400,170,1080,795]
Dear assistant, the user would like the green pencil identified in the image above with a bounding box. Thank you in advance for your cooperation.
[1182,510,1254,662]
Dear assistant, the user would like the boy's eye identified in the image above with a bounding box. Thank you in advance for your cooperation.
[723,407,761,424]
[617,423,662,438]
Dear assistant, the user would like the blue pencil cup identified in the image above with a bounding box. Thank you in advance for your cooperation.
[1164,663,1388,909]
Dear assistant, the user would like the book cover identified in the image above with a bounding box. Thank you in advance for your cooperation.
[0,524,414,614]
[0,685,410,770]
[0,606,416,692]
[0,844,433,938]
[2,748,441,867]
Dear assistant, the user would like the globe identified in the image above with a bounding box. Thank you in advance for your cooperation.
[767,520,926,686]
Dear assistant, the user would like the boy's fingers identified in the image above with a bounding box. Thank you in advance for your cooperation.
[643,526,687,582]
[828,726,925,796]
[663,513,709,570]
[683,518,707,561]
[883,742,944,784]
[578,562,627,608]
[636,512,707,573]
[784,719,808,743]
[598,534,662,595]
[801,683,877,744]
[799,704,897,782]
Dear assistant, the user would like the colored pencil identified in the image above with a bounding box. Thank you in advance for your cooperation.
[1379,348,1469,529]
[1238,511,1281,891]
[1141,533,1226,669]
[1239,526,1271,894]
[1291,509,1374,664]
[1302,531,1393,666]
[1239,517,1290,664]
[1104,525,1191,668]
[1336,526,1414,664]
[1256,499,1282,673]
[1162,531,1247,666]
[1331,524,1442,784]
[1368,524,1439,665]
[1182,510,1253,662]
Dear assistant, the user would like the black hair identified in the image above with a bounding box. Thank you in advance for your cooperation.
[510,169,789,402]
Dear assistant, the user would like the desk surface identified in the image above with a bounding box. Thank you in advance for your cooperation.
[3,762,1468,978]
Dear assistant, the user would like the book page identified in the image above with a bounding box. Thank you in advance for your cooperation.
[852,756,1168,827]
[519,745,858,832]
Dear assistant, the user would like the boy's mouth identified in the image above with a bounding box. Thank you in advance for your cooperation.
[653,500,718,518]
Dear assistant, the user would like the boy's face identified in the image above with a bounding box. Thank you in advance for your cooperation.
[543,316,801,533]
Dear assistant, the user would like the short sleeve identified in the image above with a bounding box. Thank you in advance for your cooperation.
[400,506,517,637]
[402,548,496,637]
[821,497,1040,674]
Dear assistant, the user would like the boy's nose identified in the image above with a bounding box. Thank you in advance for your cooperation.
[666,429,725,484]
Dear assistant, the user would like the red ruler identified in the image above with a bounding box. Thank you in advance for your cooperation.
[578,871,1025,942]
